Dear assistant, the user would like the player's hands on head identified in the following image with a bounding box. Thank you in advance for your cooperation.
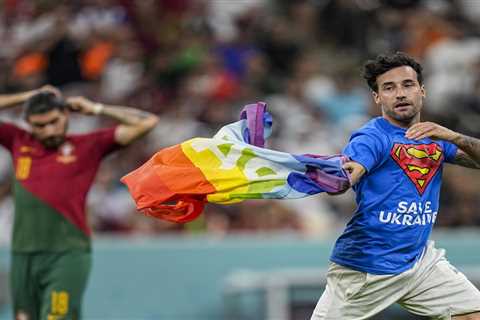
[38,85,61,98]
[66,96,102,115]
[405,122,460,142]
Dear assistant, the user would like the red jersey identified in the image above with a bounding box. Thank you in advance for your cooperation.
[0,122,121,252]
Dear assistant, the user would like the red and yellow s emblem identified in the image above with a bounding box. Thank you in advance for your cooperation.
[390,143,443,195]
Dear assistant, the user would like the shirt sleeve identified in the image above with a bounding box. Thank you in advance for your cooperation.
[342,131,386,173]
[443,141,458,164]
[0,122,25,152]
[87,126,123,158]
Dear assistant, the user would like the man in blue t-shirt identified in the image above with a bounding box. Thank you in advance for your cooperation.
[311,52,480,320]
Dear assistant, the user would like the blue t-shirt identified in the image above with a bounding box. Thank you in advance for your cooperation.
[330,117,458,275]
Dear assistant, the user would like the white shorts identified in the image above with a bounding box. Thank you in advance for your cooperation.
[310,241,480,320]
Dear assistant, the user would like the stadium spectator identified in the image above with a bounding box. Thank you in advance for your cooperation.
[0,0,479,237]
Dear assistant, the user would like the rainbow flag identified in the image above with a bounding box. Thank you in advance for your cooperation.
[121,102,350,223]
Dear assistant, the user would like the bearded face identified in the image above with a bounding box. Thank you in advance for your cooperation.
[373,66,425,127]
[28,109,68,149]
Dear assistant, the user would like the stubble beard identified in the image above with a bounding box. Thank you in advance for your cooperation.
[384,104,419,125]
[37,123,68,150]
[40,135,65,149]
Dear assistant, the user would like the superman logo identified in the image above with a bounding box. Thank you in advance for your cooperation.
[390,143,443,195]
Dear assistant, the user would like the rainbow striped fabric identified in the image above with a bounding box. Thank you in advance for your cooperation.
[121,102,351,223]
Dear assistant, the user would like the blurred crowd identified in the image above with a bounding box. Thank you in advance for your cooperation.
[0,0,480,243]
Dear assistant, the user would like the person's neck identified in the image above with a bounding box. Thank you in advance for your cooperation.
[382,114,420,129]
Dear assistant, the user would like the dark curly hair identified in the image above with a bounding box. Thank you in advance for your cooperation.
[24,92,66,119]
[362,52,423,92]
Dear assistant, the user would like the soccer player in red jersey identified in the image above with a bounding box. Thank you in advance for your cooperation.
[0,86,159,320]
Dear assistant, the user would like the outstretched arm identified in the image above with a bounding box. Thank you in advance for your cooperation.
[405,122,480,169]
[0,85,60,111]
[66,97,159,146]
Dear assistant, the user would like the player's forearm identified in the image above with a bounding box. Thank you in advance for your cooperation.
[0,91,36,110]
[100,104,159,145]
[66,97,159,145]
[100,105,158,127]
[451,133,480,168]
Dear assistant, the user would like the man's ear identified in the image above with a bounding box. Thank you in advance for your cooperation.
[420,84,426,98]
[372,90,380,105]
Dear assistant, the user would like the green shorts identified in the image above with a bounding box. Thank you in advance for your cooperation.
[10,251,91,320]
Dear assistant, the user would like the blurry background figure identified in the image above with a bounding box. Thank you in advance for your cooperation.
[0,0,478,276]
[0,0,480,320]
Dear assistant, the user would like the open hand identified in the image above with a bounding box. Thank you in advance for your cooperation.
[405,122,460,142]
